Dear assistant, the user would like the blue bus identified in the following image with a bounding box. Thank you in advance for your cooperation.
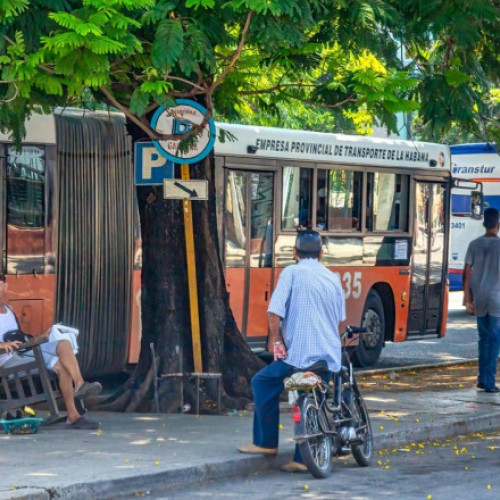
[449,143,498,291]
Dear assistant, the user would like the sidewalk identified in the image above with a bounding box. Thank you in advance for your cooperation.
[2,384,500,500]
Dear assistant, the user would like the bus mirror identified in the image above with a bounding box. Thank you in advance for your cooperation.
[470,191,483,220]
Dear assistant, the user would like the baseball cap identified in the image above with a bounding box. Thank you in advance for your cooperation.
[483,207,500,229]
[295,230,322,252]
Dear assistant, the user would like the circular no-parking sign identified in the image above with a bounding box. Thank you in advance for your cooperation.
[150,99,216,164]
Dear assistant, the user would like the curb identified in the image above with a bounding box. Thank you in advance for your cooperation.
[49,455,290,500]
[14,411,500,500]
[375,411,500,450]
[357,358,479,377]
[0,489,49,500]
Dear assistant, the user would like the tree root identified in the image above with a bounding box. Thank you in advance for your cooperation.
[126,362,155,412]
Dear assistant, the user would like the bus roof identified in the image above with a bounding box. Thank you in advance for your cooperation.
[451,143,500,180]
[215,122,450,170]
[451,143,498,155]
[0,108,125,145]
[1,109,450,171]
[0,113,57,145]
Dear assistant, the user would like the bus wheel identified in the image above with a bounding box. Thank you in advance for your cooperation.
[352,290,385,368]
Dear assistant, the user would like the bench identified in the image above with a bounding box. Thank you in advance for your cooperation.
[0,336,63,425]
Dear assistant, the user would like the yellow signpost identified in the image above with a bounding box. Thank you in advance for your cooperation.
[181,164,203,373]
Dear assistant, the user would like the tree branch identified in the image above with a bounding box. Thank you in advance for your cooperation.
[442,37,455,71]
[212,11,252,91]
[4,34,55,75]
[99,85,161,140]
[0,80,18,103]
[167,75,206,92]
[99,84,213,146]
[303,96,357,109]
[464,125,495,146]
[239,82,321,95]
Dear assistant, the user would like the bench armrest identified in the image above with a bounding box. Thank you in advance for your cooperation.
[0,336,48,355]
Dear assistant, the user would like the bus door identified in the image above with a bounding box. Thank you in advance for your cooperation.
[224,169,274,350]
[407,181,447,337]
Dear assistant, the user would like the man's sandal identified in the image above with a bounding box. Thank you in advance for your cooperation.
[65,416,100,430]
[74,381,102,401]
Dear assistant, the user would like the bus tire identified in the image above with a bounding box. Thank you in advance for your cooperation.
[352,290,385,368]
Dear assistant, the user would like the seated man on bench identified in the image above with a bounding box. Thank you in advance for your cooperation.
[0,274,101,429]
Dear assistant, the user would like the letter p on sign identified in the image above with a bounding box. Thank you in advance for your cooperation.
[135,143,174,185]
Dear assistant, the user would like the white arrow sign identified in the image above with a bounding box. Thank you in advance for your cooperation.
[163,179,208,200]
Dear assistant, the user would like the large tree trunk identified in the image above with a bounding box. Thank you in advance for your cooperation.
[98,123,264,413]
[190,160,265,405]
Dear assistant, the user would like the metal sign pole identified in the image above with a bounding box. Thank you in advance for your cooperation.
[181,163,203,373]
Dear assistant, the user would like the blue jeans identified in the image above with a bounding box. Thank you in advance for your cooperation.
[477,315,500,389]
[251,360,302,462]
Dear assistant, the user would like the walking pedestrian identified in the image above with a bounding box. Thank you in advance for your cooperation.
[463,207,500,393]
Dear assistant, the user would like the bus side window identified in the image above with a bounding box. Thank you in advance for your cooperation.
[282,166,313,230]
[224,171,247,268]
[367,172,410,232]
[6,145,46,274]
[366,173,374,231]
[316,169,327,230]
[325,169,362,231]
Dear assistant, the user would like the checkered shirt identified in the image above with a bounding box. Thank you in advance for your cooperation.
[268,258,345,372]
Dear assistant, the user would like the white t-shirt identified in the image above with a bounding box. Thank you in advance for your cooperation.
[0,305,20,366]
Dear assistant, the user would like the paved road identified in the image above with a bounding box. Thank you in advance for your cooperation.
[375,291,478,369]
[144,431,500,500]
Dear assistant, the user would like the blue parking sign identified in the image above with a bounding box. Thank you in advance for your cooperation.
[135,142,174,185]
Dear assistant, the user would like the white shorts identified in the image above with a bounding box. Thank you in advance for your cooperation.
[2,340,60,371]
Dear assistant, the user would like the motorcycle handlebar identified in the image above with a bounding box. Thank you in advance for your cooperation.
[342,325,369,340]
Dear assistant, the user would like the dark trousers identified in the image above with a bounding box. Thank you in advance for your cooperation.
[251,360,302,462]
[477,315,500,389]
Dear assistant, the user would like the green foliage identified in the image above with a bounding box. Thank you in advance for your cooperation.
[0,0,28,20]
[444,69,471,87]
[185,0,215,9]
[2,0,500,145]
[390,0,500,144]
[130,87,151,116]
[0,0,404,141]
[151,18,184,70]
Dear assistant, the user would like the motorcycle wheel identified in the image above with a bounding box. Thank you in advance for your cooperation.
[298,395,332,478]
[350,384,373,466]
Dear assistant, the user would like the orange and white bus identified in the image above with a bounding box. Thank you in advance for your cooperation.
[1,111,453,372]
[215,123,452,366]
[0,110,140,377]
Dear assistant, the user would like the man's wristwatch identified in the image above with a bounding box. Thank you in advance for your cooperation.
[273,340,284,346]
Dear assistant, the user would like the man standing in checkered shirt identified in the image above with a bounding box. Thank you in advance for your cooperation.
[238,230,346,472]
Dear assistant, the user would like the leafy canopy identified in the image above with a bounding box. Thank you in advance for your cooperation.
[392,0,500,144]
[1,0,420,143]
[3,1,500,144]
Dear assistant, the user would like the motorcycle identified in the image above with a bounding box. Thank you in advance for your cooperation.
[284,326,373,478]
